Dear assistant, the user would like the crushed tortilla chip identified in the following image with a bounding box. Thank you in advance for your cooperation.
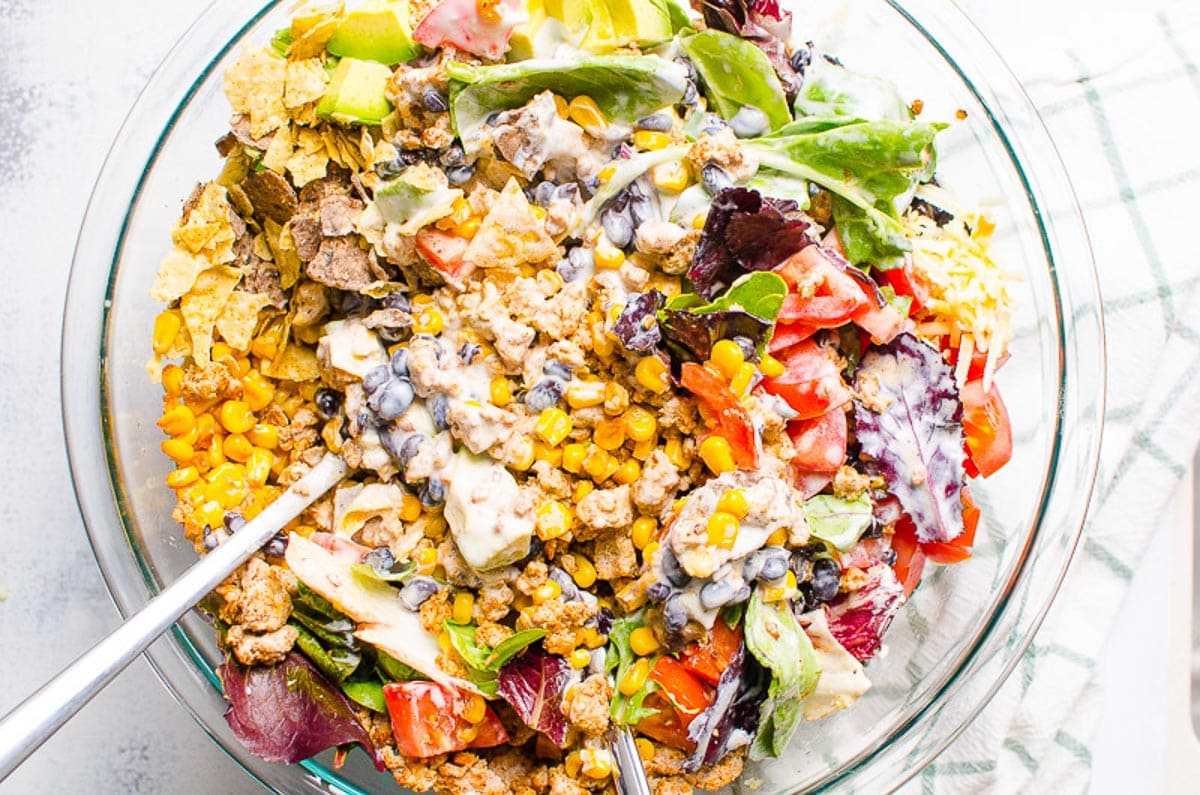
[180,266,243,363]
[285,58,328,109]
[288,3,344,60]
[262,123,295,174]
[462,178,557,270]
[253,232,274,262]
[216,291,273,351]
[171,182,237,264]
[264,219,302,288]
[262,342,321,381]
[216,148,251,188]
[224,47,289,138]
[287,127,330,186]
[150,247,211,303]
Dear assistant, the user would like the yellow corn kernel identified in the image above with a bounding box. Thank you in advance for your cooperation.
[535,407,572,446]
[534,441,563,468]
[580,749,613,779]
[553,93,570,119]
[573,480,594,503]
[620,658,652,696]
[692,211,709,229]
[647,272,681,298]
[246,423,278,449]
[568,648,592,669]
[641,541,660,562]
[536,500,573,541]
[707,511,740,549]
[730,362,756,396]
[510,439,536,471]
[710,339,746,380]
[633,130,671,151]
[411,293,436,309]
[760,353,785,378]
[452,591,475,625]
[455,215,481,239]
[565,751,583,779]
[717,488,750,519]
[571,556,597,589]
[211,342,234,363]
[673,497,688,514]
[766,527,788,547]
[592,418,626,451]
[629,626,661,656]
[161,438,195,463]
[414,308,445,336]
[218,400,256,434]
[206,436,226,467]
[562,442,588,474]
[632,438,655,461]
[568,95,607,132]
[650,160,689,193]
[631,516,657,550]
[594,237,625,270]
[460,692,488,725]
[213,480,249,511]
[438,630,453,653]
[636,737,655,762]
[234,356,252,377]
[531,205,547,220]
[152,310,182,355]
[606,303,624,327]
[489,377,512,407]
[634,356,669,394]
[566,380,606,409]
[194,500,225,530]
[166,466,199,489]
[584,448,618,482]
[613,459,641,486]
[533,580,562,605]
[393,493,420,523]
[417,547,438,574]
[246,449,273,487]
[195,413,218,445]
[222,432,254,463]
[597,163,617,185]
[621,406,657,443]
[699,435,736,474]
[250,336,277,361]
[664,436,689,469]
[158,405,196,438]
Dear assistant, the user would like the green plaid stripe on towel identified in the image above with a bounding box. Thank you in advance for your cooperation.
[900,0,1200,791]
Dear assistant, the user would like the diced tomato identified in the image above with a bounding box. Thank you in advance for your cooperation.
[851,300,907,344]
[921,487,980,564]
[761,339,853,420]
[961,378,1013,478]
[636,694,695,751]
[889,517,926,597]
[877,256,931,313]
[413,0,524,60]
[787,408,848,474]
[649,656,713,718]
[839,537,892,569]
[775,247,872,329]
[768,322,817,355]
[383,682,507,759]
[679,618,741,687]
[415,228,473,282]
[679,363,759,469]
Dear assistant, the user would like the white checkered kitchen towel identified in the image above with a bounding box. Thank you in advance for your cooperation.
[898,0,1200,791]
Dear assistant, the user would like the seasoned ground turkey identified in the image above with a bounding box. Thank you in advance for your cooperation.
[563,673,611,736]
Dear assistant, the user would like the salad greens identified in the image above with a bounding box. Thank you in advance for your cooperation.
[497,646,573,745]
[443,622,548,695]
[804,494,875,553]
[606,614,661,725]
[744,591,820,760]
[793,57,914,123]
[679,29,791,130]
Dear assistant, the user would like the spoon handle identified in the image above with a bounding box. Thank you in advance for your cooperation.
[0,453,348,782]
[610,726,653,795]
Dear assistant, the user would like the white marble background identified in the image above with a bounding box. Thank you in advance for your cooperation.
[0,0,1187,793]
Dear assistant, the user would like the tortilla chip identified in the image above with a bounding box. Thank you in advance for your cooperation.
[216,291,273,351]
[264,219,302,288]
[288,4,344,60]
[216,149,252,188]
[287,127,329,187]
[285,58,328,109]
[150,246,210,303]
[262,342,320,382]
[262,123,294,174]
[180,266,242,364]
[224,46,289,138]
[462,178,557,270]
[171,182,237,263]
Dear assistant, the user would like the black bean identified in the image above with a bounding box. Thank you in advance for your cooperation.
[646,582,672,602]
[400,576,441,611]
[202,529,222,551]
[795,583,814,613]
[567,246,594,271]
[422,88,448,113]
[732,583,752,604]
[627,195,655,228]
[673,56,697,82]
[601,208,634,248]
[634,112,673,132]
[543,360,573,381]
[759,552,790,582]
[699,113,727,135]
[742,555,763,583]
[377,379,415,421]
[663,595,688,632]
[810,557,841,603]
[459,342,481,364]
[363,364,392,395]
[396,433,425,466]
[420,477,446,506]
[262,532,288,559]
[429,394,449,430]
[484,111,502,127]
[389,349,409,378]
[732,336,756,362]
[440,143,466,167]
[223,512,246,533]
[680,81,699,107]
[364,546,396,574]
[557,261,577,283]
[315,387,342,419]
[524,378,565,411]
[553,183,580,204]
[597,608,614,635]
[701,162,733,194]
[445,164,475,187]
[700,579,737,610]
[382,291,412,312]
[533,180,557,206]
[549,568,580,601]
[660,547,692,588]
[790,45,812,74]
[730,106,770,138]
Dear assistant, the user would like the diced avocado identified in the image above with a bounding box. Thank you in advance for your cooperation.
[316,57,394,126]
[579,0,618,52]
[544,0,592,36]
[507,0,549,61]
[606,0,673,47]
[326,0,419,65]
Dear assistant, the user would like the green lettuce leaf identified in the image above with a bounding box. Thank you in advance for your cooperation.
[444,621,548,695]
[605,614,661,725]
[744,590,820,760]
[679,29,791,130]
[794,58,912,123]
[803,494,874,553]
[667,271,789,321]
[341,679,388,713]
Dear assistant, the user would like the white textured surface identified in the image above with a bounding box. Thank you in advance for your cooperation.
[0,0,1184,793]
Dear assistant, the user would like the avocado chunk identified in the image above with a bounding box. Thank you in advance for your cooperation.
[605,0,673,47]
[541,0,674,53]
[326,0,419,65]
[316,57,394,126]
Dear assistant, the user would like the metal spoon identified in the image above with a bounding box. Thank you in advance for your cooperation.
[0,453,349,781]
[610,726,653,795]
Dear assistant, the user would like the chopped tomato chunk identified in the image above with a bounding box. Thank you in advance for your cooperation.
[787,407,848,474]
[961,378,1013,477]
[761,339,853,420]
[415,228,473,282]
[888,517,926,597]
[679,617,741,687]
[649,656,713,718]
[636,694,695,751]
[679,362,759,469]
[383,682,507,759]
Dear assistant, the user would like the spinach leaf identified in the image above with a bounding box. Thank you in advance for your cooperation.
[443,621,548,696]
[794,58,912,123]
[291,622,363,683]
[679,29,791,130]
[681,271,789,321]
[341,679,388,713]
[831,194,911,268]
[447,56,688,153]
[744,590,820,760]
[697,0,798,100]
[803,494,874,553]
[377,650,425,683]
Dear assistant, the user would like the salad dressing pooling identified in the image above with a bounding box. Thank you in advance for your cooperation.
[147,0,1014,791]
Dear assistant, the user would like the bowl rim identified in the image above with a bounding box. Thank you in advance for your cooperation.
[60,0,1105,791]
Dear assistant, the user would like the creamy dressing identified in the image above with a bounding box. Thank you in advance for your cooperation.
[442,450,534,571]
[320,318,388,378]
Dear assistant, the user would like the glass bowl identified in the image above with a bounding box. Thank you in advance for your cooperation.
[61,0,1104,792]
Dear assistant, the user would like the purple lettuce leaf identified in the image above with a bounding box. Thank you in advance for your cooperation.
[612,290,664,352]
[497,646,572,746]
[825,563,905,662]
[219,651,384,770]
[698,0,800,100]
[688,188,815,299]
[683,635,768,772]
[660,308,771,370]
[852,332,965,543]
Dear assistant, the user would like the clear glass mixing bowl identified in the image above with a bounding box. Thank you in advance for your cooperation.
[61,0,1105,791]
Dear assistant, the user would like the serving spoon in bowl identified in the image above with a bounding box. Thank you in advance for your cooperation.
[0,451,653,795]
